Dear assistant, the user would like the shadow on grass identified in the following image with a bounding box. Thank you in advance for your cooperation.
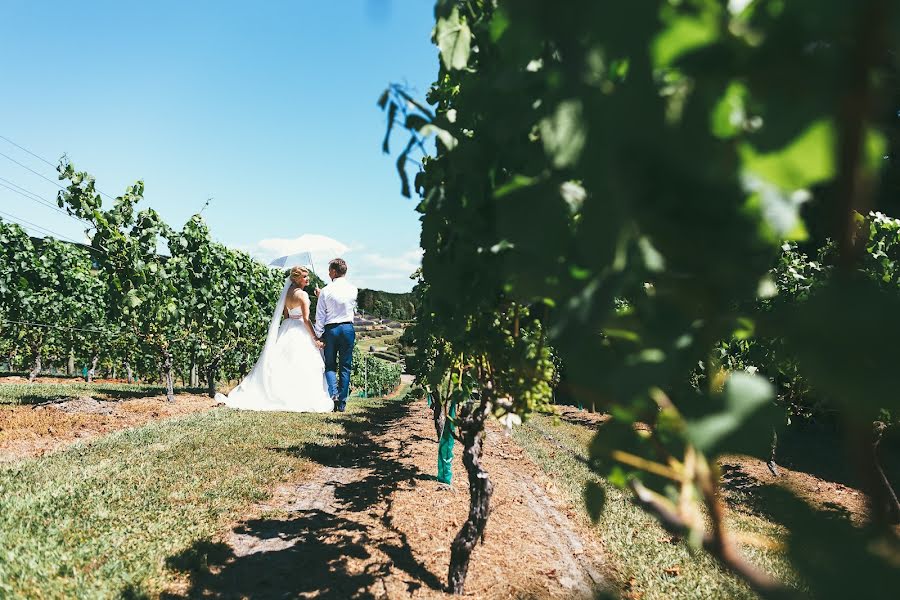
[0,370,79,379]
[161,394,445,599]
[551,405,612,431]
[554,403,900,521]
[99,386,208,400]
[719,460,855,526]
[160,512,376,600]
[773,427,900,491]
[1,385,209,406]
[717,426,900,519]
[2,394,66,406]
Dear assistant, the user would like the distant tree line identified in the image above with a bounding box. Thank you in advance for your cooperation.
[356,288,417,320]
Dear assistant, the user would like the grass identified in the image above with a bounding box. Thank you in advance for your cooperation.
[357,331,402,351]
[0,385,802,599]
[0,382,205,405]
[0,395,398,599]
[513,412,803,600]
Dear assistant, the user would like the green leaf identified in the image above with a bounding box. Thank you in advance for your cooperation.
[637,236,665,272]
[560,181,586,215]
[420,123,458,151]
[488,7,510,42]
[766,278,900,419]
[756,276,778,299]
[652,11,720,68]
[494,175,540,198]
[584,480,607,523]
[733,317,756,340]
[376,88,389,109]
[405,114,429,132]
[686,372,775,454]
[435,6,472,71]
[744,183,809,242]
[540,100,586,169]
[601,328,641,343]
[739,119,836,191]
[711,81,749,139]
[864,128,887,172]
[125,289,142,308]
[607,465,632,489]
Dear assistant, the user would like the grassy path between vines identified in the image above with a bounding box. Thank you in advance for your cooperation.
[1,385,612,599]
[7,377,861,599]
[514,407,806,600]
[161,389,607,599]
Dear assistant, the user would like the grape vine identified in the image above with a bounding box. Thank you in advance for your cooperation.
[384,0,900,596]
[0,160,286,395]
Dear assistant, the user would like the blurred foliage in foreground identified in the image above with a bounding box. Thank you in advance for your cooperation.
[383,0,900,596]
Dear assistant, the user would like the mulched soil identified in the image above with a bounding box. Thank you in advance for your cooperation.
[718,455,869,524]
[164,394,609,599]
[0,394,217,461]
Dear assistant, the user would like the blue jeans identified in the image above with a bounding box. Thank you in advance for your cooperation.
[323,323,355,405]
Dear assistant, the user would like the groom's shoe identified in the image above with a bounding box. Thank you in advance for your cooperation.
[335,400,347,412]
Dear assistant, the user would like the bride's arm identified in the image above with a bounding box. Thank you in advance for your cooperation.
[299,292,323,347]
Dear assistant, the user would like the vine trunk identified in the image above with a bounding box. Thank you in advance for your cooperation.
[87,354,98,383]
[162,349,175,402]
[207,357,220,399]
[447,405,492,594]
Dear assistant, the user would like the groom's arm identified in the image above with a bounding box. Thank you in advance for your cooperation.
[314,289,327,338]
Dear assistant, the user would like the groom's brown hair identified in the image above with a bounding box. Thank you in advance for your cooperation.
[329,258,348,276]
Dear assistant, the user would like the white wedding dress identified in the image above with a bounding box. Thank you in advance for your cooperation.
[215,279,333,413]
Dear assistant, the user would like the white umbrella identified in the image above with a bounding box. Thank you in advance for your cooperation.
[269,251,312,268]
[265,234,349,277]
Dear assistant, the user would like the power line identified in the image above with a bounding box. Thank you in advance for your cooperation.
[0,134,116,200]
[0,149,67,191]
[0,134,218,224]
[0,176,94,228]
[0,207,65,238]
[0,208,104,254]
[0,175,56,206]
[0,134,56,168]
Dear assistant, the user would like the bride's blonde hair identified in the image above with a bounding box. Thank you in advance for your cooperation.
[289,266,309,286]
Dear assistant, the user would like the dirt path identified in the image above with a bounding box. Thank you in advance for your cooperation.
[0,395,217,461]
[165,393,607,599]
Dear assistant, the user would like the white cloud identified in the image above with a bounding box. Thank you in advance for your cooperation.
[253,234,349,262]
[363,272,410,279]
[359,248,423,275]
[256,237,298,255]
[352,247,422,292]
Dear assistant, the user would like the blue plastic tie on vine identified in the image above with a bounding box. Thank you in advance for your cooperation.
[437,398,457,484]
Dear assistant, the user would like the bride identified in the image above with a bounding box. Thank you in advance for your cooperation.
[215,266,334,412]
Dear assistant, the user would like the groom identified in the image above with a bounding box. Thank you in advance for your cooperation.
[314,258,358,412]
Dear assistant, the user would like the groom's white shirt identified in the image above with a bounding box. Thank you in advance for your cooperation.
[314,277,358,338]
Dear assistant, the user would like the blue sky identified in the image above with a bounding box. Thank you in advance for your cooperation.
[0,0,437,292]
